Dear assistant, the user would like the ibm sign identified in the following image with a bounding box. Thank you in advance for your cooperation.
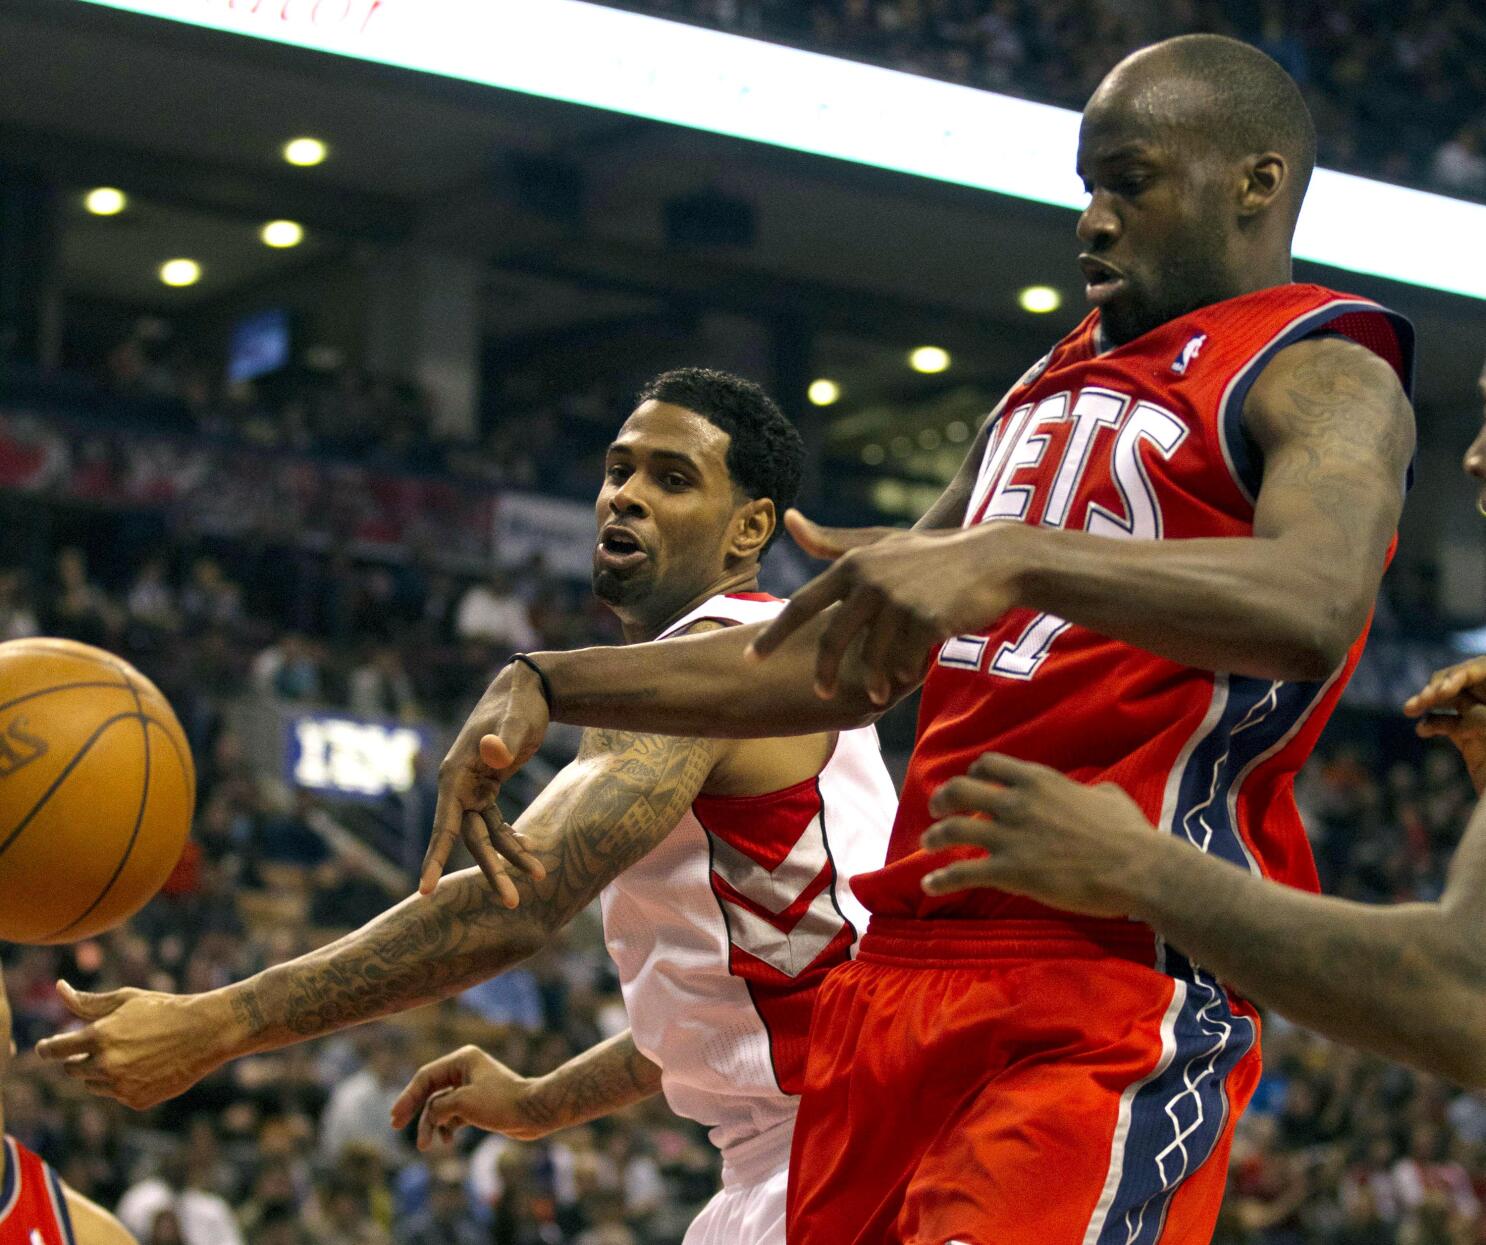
[287,715,431,800]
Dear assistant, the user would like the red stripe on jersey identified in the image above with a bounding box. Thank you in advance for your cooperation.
[854,282,1414,931]
[0,1137,72,1245]
[693,776,857,1094]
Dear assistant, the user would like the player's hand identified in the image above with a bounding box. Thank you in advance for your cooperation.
[1404,656,1486,795]
[425,660,552,901]
[918,753,1166,917]
[747,511,1025,704]
[35,982,232,1110]
[391,1045,548,1149]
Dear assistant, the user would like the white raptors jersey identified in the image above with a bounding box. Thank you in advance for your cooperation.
[600,592,898,1164]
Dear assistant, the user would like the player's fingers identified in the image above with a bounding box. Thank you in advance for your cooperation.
[392,1051,473,1129]
[921,815,1000,853]
[56,981,129,1021]
[479,733,515,772]
[746,570,848,661]
[783,510,893,559]
[813,590,884,699]
[35,1027,99,1062]
[419,1088,471,1151]
[968,751,1050,786]
[921,860,998,895]
[421,792,465,896]
[891,617,939,689]
[1415,716,1458,741]
[484,813,546,883]
[927,776,998,818]
[858,607,907,707]
[464,812,519,907]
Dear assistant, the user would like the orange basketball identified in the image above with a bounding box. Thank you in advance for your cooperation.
[0,637,195,945]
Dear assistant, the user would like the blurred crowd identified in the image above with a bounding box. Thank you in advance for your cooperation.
[615,0,1486,199]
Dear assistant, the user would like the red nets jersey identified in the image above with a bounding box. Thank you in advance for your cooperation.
[853,283,1414,928]
[0,1137,77,1245]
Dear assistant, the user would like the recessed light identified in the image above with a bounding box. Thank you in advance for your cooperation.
[159,259,201,287]
[84,187,127,216]
[909,346,950,374]
[283,137,328,167]
[945,421,970,443]
[261,220,305,248]
[861,443,885,465]
[1019,285,1062,314]
[808,379,841,406]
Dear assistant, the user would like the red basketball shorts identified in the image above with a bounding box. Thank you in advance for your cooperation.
[787,918,1261,1245]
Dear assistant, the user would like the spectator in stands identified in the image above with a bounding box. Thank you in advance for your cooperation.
[397,1159,485,1245]
[49,546,120,647]
[1432,124,1486,197]
[179,557,243,633]
[0,567,39,639]
[348,644,420,721]
[251,632,324,702]
[125,557,179,633]
[302,1170,392,1245]
[319,1030,412,1168]
[454,568,539,651]
[116,1144,244,1245]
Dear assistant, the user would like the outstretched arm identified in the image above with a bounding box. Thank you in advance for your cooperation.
[390,1030,662,1150]
[66,1187,139,1245]
[37,727,720,1109]
[922,743,1486,1088]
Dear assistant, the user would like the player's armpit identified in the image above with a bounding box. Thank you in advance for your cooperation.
[65,1186,139,1245]
[1243,334,1415,673]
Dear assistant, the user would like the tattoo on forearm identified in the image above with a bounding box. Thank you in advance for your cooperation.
[236,729,715,1046]
[520,1035,662,1132]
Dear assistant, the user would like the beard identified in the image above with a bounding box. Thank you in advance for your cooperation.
[591,559,652,607]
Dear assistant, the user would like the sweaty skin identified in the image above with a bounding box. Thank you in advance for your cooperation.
[36,400,833,1112]
[921,388,1486,1087]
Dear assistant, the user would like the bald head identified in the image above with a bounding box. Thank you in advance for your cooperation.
[1089,34,1316,228]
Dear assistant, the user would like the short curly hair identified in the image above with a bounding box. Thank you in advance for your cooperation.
[636,368,805,553]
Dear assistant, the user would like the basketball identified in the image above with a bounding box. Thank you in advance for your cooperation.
[0,637,194,945]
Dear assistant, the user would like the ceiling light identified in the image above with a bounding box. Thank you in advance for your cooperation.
[159,259,202,288]
[84,187,127,216]
[261,219,305,248]
[890,435,913,457]
[808,379,841,406]
[861,443,885,465]
[909,345,950,374]
[918,428,942,450]
[946,421,970,443]
[283,137,328,167]
[1019,285,1062,314]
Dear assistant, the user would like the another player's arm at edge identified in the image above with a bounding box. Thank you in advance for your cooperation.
[388,1029,663,1149]
[36,724,722,1109]
[64,1190,138,1245]
[1113,789,1486,1088]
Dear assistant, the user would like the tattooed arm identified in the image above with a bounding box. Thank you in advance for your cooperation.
[388,1030,663,1149]
[36,727,721,1109]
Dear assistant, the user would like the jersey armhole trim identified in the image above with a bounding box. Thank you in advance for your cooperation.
[1215,299,1416,506]
[0,1137,17,1225]
[46,1168,77,1245]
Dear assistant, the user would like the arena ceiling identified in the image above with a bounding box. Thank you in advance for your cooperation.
[1,0,1482,457]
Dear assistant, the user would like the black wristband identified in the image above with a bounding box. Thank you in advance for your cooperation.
[508,653,555,715]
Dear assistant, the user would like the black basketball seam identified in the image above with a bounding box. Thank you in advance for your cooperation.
[0,711,155,859]
[44,676,154,941]
[0,681,134,716]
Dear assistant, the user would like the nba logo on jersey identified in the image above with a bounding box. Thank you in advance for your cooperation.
[1171,332,1207,374]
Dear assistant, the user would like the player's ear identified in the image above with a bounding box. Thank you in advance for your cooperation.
[1239,152,1287,218]
[731,497,775,560]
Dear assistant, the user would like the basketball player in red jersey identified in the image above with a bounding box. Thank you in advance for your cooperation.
[415,33,1417,1245]
[37,370,898,1245]
[0,964,135,1244]
[899,361,1486,1087]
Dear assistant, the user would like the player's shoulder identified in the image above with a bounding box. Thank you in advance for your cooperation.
[658,592,785,640]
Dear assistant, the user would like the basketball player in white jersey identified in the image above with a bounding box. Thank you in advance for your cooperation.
[1,963,136,1244]
[37,368,898,1244]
